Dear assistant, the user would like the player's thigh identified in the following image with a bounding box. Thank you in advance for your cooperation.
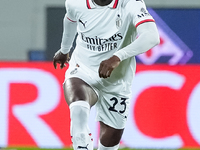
[63,77,98,106]
[99,121,124,147]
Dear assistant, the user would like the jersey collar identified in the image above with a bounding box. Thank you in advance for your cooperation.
[86,0,119,9]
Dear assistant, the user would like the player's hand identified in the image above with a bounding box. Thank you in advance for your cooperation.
[53,50,70,69]
[98,55,121,78]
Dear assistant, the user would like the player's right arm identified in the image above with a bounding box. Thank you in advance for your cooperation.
[53,0,77,69]
[60,14,77,55]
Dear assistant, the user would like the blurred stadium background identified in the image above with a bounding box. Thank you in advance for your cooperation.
[0,0,200,150]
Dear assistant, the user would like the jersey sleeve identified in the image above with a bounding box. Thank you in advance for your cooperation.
[125,0,155,28]
[65,0,77,22]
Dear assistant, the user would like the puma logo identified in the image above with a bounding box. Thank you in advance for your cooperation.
[77,144,89,150]
[79,19,87,28]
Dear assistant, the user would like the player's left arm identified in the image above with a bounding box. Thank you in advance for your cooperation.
[113,0,160,61]
[113,21,160,61]
[98,0,160,78]
[98,21,159,78]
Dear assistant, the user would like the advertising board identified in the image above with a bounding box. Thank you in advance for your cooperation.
[0,62,200,148]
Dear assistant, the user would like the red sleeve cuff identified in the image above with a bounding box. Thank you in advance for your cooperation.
[135,19,155,28]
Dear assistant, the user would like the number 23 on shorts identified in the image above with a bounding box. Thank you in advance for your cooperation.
[108,97,128,114]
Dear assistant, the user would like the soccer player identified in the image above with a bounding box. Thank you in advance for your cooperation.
[53,0,160,150]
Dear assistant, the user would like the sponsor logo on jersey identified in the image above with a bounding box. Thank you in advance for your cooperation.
[81,33,123,52]
[81,33,123,45]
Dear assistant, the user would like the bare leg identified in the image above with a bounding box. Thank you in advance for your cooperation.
[99,121,124,147]
[63,77,98,106]
[63,77,98,150]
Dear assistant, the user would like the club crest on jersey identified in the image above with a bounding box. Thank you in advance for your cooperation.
[116,14,122,29]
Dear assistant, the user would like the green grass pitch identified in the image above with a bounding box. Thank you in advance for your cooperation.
[2,148,200,150]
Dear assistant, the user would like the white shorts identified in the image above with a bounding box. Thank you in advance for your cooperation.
[64,55,132,129]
